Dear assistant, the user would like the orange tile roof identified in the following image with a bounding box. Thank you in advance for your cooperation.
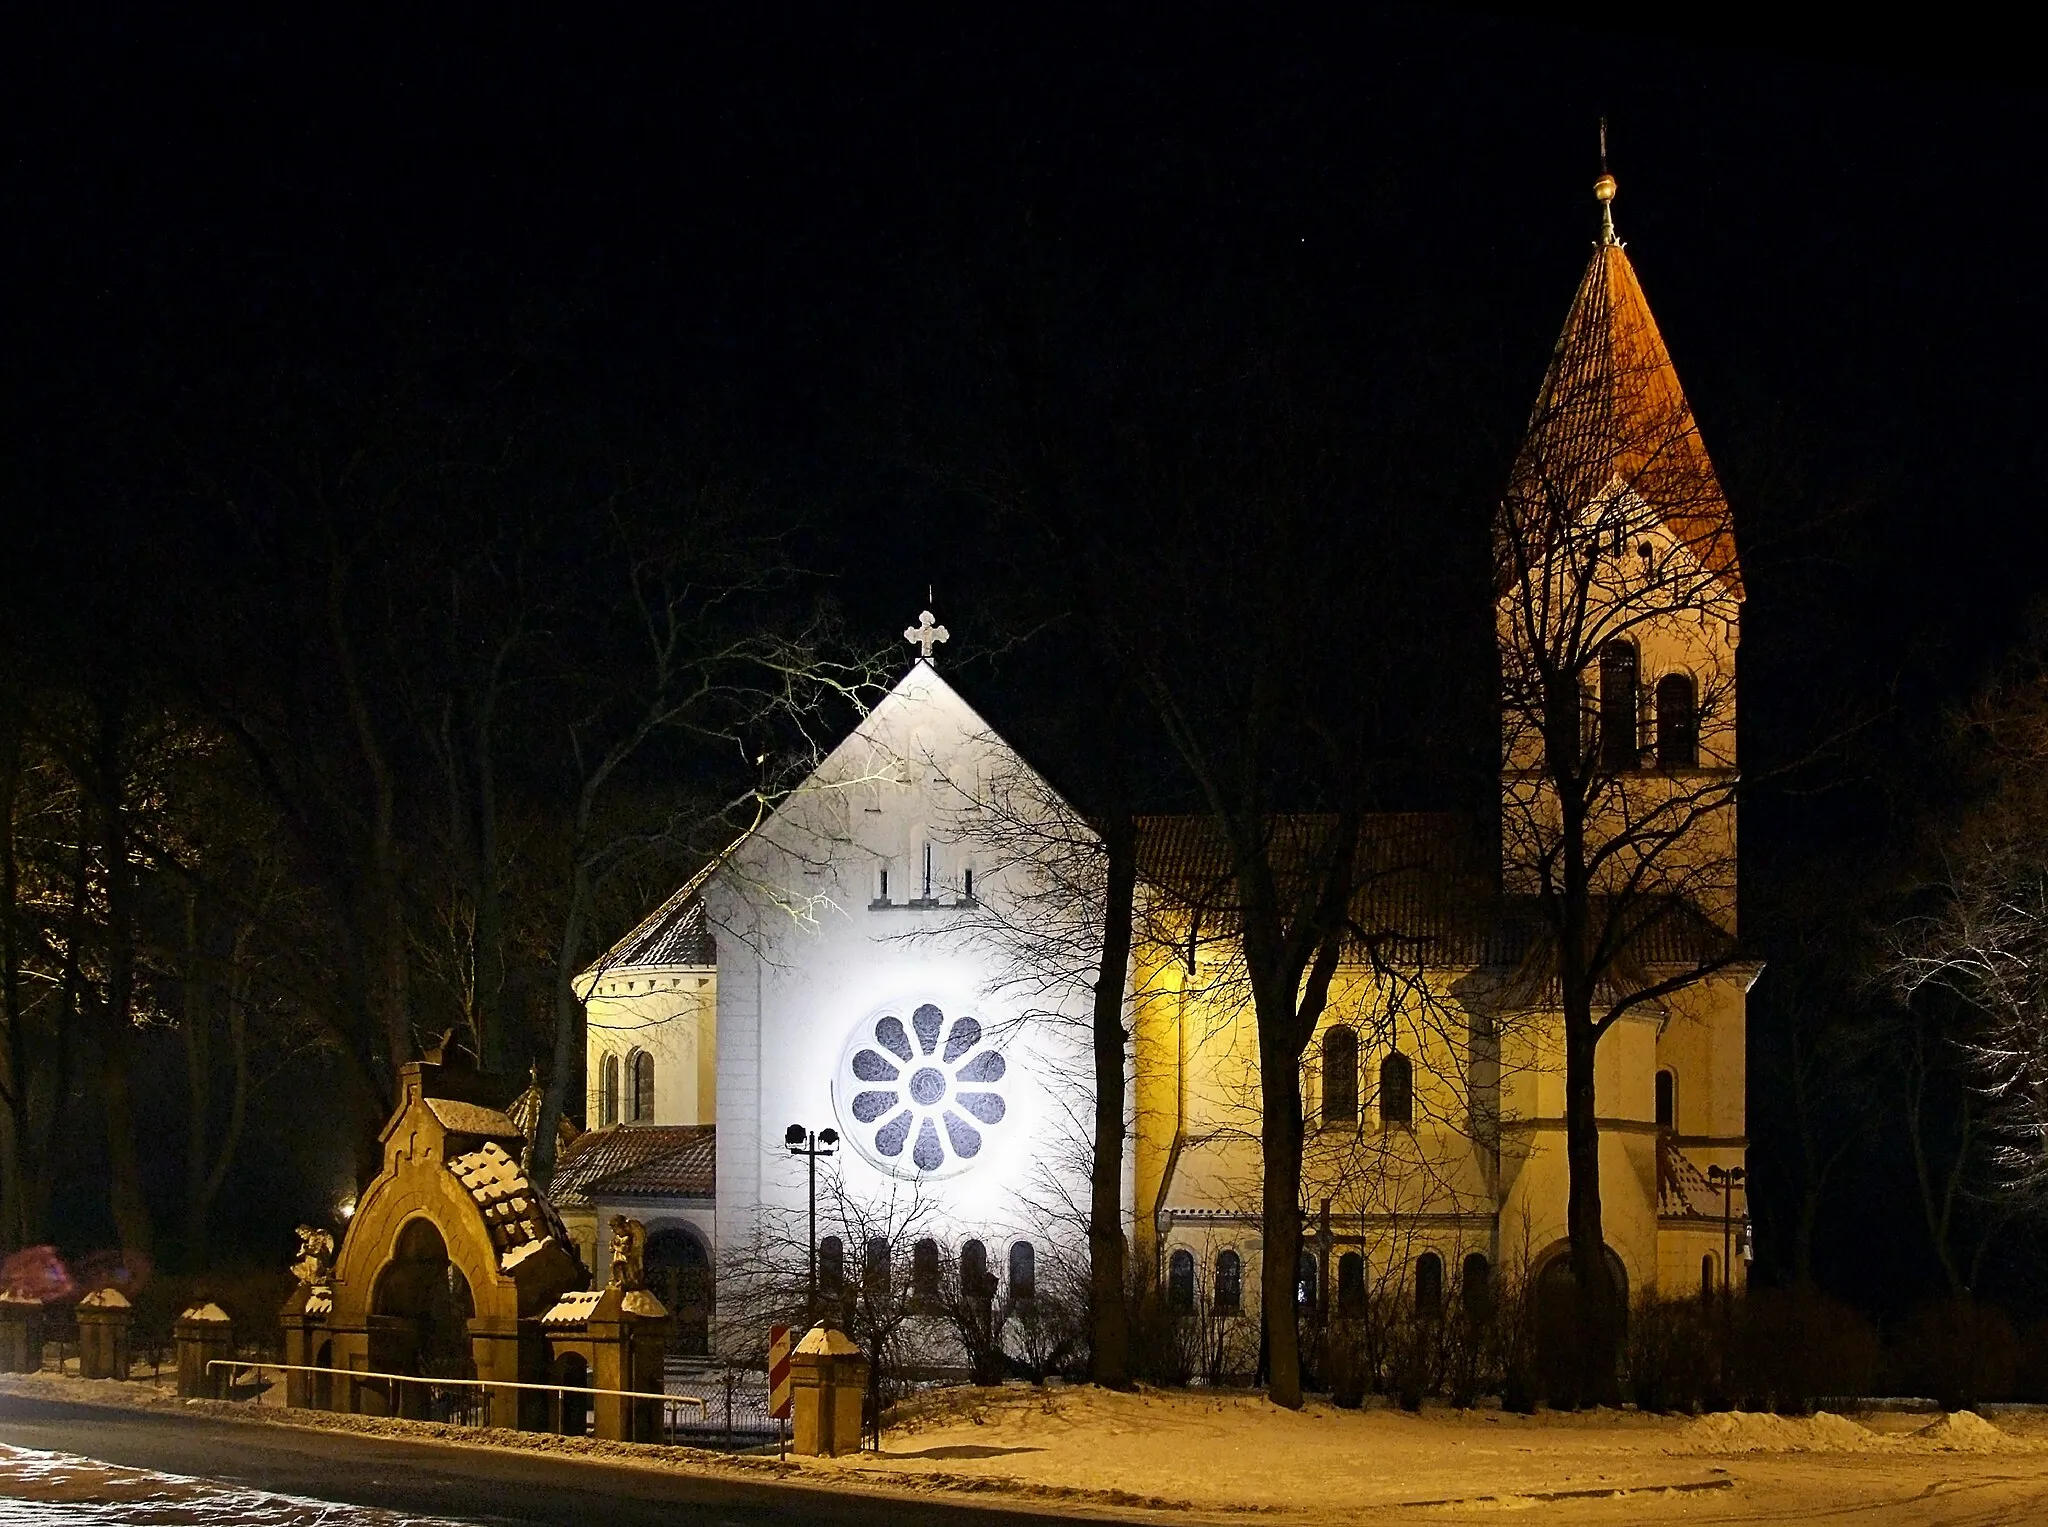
[1508,241,1742,599]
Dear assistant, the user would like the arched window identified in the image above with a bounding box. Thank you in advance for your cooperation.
[1008,1240,1036,1299]
[1415,1252,1444,1320]
[626,1049,654,1122]
[1379,1052,1414,1128]
[1655,1069,1676,1131]
[1701,1252,1717,1307]
[1322,1025,1359,1126]
[864,1236,891,1298]
[1461,1253,1492,1323]
[1599,640,1640,771]
[960,1239,992,1298]
[1295,1251,1319,1310]
[1656,672,1699,769]
[819,1235,845,1295]
[1214,1250,1242,1314]
[1337,1252,1366,1317]
[912,1238,940,1299]
[1167,1249,1195,1312]
[599,1053,619,1128]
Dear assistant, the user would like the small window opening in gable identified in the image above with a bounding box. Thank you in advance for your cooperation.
[1655,1069,1676,1131]
[922,842,934,901]
[962,866,975,901]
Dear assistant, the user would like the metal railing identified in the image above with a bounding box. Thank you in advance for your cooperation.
[206,1359,706,1442]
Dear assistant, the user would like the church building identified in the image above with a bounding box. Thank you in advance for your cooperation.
[553,175,1753,1361]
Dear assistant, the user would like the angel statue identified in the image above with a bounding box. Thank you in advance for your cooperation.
[607,1215,646,1290]
[290,1225,336,1288]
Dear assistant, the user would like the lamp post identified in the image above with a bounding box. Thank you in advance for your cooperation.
[1706,1165,1747,1308]
[785,1124,838,1318]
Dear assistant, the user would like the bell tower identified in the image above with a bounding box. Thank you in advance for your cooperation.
[1496,167,1743,932]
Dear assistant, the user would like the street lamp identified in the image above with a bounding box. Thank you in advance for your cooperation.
[1706,1165,1747,1307]
[786,1123,838,1317]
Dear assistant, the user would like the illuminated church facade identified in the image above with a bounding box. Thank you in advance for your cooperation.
[554,182,1752,1356]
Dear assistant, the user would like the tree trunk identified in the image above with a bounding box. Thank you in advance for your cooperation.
[1258,1025,1308,1409]
[1562,1006,1616,1405]
[1088,812,1136,1388]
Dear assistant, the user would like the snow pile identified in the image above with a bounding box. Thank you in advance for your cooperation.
[1675,1410,1881,1453]
[1912,1411,2028,1452]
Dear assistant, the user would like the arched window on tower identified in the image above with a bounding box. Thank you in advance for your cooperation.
[1656,672,1699,769]
[1600,640,1640,771]
[1322,1025,1359,1126]
[1214,1250,1242,1313]
[599,1053,619,1128]
[1167,1249,1195,1312]
[1656,1069,1676,1131]
[626,1049,654,1122]
[1379,1052,1414,1129]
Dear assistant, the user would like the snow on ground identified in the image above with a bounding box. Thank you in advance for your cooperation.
[0,1443,468,1526]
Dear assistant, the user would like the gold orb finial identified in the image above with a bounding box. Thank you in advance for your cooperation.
[1594,172,1617,204]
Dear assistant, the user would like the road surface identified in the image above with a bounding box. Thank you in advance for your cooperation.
[0,1391,1128,1526]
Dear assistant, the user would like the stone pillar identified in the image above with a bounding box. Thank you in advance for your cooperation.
[75,1289,132,1380]
[278,1290,331,1410]
[466,1315,523,1430]
[175,1303,233,1398]
[0,1292,42,1373]
[790,1324,868,1457]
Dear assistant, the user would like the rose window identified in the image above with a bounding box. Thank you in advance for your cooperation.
[835,1002,1008,1177]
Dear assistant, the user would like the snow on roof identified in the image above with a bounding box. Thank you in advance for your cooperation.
[426,1098,524,1141]
[542,1289,605,1325]
[447,1141,571,1270]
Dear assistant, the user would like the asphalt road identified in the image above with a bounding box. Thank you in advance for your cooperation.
[0,1392,1129,1526]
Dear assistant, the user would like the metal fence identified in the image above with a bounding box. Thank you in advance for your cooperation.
[661,1358,784,1447]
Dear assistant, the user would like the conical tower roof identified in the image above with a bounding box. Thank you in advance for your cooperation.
[1507,182,1742,599]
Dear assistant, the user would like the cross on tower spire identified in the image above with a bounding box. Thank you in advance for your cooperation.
[904,609,950,662]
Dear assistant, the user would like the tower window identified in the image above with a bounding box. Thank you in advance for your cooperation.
[1655,1069,1676,1130]
[599,1053,619,1128]
[962,867,975,901]
[922,842,934,900]
[877,866,890,901]
[1322,1025,1359,1126]
[1656,673,1699,769]
[1599,640,1640,771]
[1379,1052,1414,1128]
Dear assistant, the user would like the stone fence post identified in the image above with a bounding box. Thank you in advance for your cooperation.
[790,1324,868,1456]
[175,1303,233,1398]
[0,1292,42,1373]
[76,1289,133,1380]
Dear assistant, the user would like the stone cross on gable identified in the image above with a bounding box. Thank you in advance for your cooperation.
[904,610,949,662]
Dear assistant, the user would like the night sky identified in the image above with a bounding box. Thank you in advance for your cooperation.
[6,9,2047,1309]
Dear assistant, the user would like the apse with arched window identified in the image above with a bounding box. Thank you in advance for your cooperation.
[1656,672,1699,769]
[1167,1249,1196,1312]
[599,1053,620,1128]
[1379,1052,1413,1128]
[1008,1240,1036,1300]
[1599,640,1640,771]
[1655,1069,1676,1131]
[1322,1025,1358,1127]
[1415,1252,1444,1320]
[1214,1250,1242,1314]
[1336,1252,1366,1317]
